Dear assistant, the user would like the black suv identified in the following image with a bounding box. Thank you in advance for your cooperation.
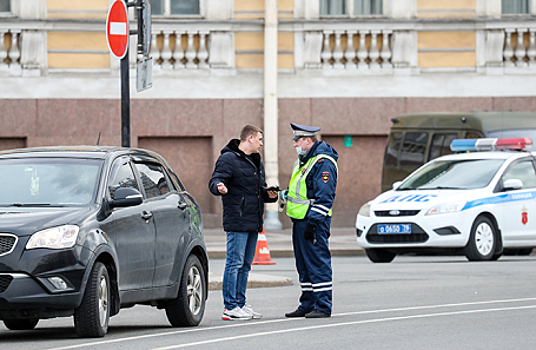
[0,147,208,337]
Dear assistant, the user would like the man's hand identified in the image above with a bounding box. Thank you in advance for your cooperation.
[217,182,228,195]
[267,190,278,199]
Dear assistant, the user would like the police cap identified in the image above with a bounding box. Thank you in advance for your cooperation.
[290,122,321,141]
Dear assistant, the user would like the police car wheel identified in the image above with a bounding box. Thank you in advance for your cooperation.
[465,216,496,261]
[365,248,396,263]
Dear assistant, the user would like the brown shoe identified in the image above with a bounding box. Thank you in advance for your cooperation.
[304,310,330,318]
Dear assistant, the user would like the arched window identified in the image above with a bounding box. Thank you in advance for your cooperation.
[152,0,200,16]
[320,0,382,16]
[502,0,529,14]
[0,0,11,13]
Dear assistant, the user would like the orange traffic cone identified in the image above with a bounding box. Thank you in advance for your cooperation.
[252,227,276,265]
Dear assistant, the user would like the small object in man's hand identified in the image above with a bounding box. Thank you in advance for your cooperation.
[304,223,316,241]
[263,185,281,192]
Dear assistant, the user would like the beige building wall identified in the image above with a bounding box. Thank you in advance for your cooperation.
[418,32,476,68]
[416,0,476,18]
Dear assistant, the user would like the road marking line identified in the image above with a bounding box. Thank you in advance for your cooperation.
[152,304,536,350]
[43,297,536,350]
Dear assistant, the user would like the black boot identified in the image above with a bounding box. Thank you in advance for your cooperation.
[305,310,330,318]
[285,309,307,317]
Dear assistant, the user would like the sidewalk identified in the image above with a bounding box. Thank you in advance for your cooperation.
[206,227,363,290]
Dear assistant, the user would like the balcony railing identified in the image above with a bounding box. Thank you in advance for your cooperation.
[0,30,21,74]
[2,19,536,75]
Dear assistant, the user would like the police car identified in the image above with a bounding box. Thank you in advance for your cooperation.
[356,138,536,263]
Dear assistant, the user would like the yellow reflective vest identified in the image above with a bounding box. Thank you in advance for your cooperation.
[286,154,338,220]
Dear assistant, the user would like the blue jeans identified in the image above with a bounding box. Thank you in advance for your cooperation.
[223,231,258,310]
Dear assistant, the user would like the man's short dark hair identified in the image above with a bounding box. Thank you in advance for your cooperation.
[240,125,263,141]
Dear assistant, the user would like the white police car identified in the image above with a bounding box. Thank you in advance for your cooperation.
[356,138,536,263]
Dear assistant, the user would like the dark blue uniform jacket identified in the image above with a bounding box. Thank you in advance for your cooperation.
[297,140,339,224]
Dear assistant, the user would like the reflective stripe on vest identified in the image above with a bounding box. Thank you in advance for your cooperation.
[286,154,338,219]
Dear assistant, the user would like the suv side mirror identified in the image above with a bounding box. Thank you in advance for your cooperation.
[503,179,523,191]
[111,188,143,208]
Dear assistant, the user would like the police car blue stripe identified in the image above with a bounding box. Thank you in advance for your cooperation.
[462,190,536,210]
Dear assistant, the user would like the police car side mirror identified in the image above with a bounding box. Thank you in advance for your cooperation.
[392,181,403,190]
[503,179,523,191]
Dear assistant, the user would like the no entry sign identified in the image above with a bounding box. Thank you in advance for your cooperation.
[106,0,129,59]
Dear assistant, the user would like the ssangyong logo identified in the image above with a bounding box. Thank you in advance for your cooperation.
[389,210,400,216]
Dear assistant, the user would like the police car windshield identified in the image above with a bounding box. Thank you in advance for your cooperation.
[398,159,505,191]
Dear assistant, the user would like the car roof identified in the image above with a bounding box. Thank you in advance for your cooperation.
[392,111,536,131]
[434,150,536,162]
[0,146,158,160]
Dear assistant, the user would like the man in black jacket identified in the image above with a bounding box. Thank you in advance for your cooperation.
[209,125,278,321]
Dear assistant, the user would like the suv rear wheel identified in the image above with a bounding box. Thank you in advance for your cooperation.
[74,262,111,337]
[165,255,206,326]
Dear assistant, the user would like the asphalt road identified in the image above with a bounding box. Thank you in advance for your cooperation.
[2,255,536,349]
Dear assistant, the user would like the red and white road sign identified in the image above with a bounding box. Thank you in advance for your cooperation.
[106,0,129,59]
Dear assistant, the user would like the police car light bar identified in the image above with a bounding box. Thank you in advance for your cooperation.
[450,138,532,152]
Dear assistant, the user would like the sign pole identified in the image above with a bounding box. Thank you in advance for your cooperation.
[120,49,130,147]
[107,0,151,148]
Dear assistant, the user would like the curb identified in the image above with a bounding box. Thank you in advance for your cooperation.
[208,273,293,291]
[208,249,365,260]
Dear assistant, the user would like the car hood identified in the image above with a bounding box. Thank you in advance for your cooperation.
[371,189,475,210]
[0,207,94,237]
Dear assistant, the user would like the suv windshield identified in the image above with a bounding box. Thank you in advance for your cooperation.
[0,158,102,206]
[398,159,505,190]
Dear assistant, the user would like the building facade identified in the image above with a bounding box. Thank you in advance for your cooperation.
[1,0,536,228]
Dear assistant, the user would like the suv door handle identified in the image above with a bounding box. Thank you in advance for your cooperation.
[178,201,187,210]
[141,211,153,220]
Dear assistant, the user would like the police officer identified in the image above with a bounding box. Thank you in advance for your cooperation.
[283,123,338,318]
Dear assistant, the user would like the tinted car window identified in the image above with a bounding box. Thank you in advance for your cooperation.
[134,163,169,199]
[384,132,402,166]
[0,158,101,206]
[400,132,428,167]
[429,133,457,160]
[502,161,536,189]
[108,162,139,198]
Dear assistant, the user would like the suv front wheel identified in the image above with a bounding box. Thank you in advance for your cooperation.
[165,255,206,327]
[74,262,111,337]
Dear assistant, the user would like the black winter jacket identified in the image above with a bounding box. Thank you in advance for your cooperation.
[208,139,277,232]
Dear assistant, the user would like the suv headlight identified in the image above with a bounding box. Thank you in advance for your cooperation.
[26,225,80,250]
[425,201,466,216]
[358,202,372,217]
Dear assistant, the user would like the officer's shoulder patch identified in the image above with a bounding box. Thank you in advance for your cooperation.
[322,171,330,183]
[318,158,325,163]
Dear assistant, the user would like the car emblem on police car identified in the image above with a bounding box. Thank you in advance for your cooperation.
[522,206,528,225]
[389,210,400,216]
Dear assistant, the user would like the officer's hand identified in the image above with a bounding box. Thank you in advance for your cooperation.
[304,223,316,241]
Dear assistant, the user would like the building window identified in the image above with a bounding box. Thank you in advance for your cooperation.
[502,0,529,14]
[0,0,11,13]
[320,0,382,16]
[152,0,200,16]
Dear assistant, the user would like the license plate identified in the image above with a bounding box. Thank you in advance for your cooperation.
[378,224,411,234]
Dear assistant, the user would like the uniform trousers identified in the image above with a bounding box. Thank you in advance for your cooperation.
[292,218,332,315]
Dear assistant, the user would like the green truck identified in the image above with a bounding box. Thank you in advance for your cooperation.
[382,111,536,193]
